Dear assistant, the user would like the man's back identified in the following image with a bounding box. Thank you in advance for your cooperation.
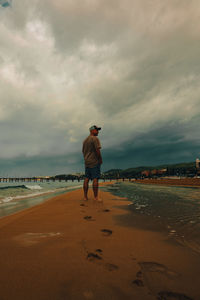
[82,135,101,168]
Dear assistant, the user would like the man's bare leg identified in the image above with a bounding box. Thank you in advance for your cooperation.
[83,178,89,200]
[93,178,102,202]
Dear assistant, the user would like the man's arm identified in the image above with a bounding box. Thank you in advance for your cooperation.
[93,136,103,164]
[96,148,103,164]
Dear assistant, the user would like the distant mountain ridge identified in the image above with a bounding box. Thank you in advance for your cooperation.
[52,162,197,180]
[104,161,196,178]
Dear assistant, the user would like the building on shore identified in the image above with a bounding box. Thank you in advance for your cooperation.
[196,158,200,170]
[141,168,167,178]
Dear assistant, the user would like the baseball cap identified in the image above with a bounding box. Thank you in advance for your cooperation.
[89,125,101,131]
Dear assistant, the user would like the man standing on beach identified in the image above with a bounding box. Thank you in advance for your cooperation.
[82,125,103,202]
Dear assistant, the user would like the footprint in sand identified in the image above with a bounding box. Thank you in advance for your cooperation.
[87,251,119,272]
[101,229,113,236]
[139,262,179,279]
[133,262,191,298]
[132,270,144,287]
[102,209,110,212]
[136,271,143,278]
[132,279,144,287]
[82,241,118,271]
[157,290,194,300]
[105,263,119,271]
[86,248,103,262]
[95,248,103,253]
[87,252,102,261]
[84,216,95,221]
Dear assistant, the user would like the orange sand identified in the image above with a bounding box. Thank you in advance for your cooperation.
[0,184,199,300]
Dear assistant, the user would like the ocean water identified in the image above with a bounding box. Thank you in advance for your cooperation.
[0,181,85,218]
[103,182,200,254]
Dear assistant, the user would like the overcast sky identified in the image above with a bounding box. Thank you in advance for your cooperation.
[0,0,200,176]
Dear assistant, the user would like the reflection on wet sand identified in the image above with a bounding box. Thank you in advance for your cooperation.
[103,182,200,254]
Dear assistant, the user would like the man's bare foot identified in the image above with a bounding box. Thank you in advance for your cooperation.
[83,197,88,201]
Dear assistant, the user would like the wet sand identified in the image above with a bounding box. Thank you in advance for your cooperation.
[134,178,200,188]
[0,184,200,299]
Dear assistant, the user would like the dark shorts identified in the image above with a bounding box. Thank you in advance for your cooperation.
[85,164,101,180]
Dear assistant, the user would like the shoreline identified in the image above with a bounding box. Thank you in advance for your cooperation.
[133,178,200,188]
[0,181,114,220]
[0,186,199,299]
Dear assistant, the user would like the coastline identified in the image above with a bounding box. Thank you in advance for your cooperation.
[0,181,110,219]
[0,185,199,299]
[133,178,200,188]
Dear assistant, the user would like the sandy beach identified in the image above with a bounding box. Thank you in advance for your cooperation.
[0,183,199,300]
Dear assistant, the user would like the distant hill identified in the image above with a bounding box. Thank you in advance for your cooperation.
[53,162,197,180]
[103,162,196,178]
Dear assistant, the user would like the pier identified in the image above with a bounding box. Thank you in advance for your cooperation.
[0,177,79,183]
[0,177,133,183]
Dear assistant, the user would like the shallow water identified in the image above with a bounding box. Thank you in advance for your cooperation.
[0,180,107,219]
[102,182,200,254]
[0,181,84,218]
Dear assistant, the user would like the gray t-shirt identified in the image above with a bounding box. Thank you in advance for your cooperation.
[82,135,101,168]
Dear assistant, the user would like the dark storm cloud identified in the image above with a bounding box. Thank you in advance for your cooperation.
[0,0,200,175]
[0,153,83,177]
[102,122,200,171]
